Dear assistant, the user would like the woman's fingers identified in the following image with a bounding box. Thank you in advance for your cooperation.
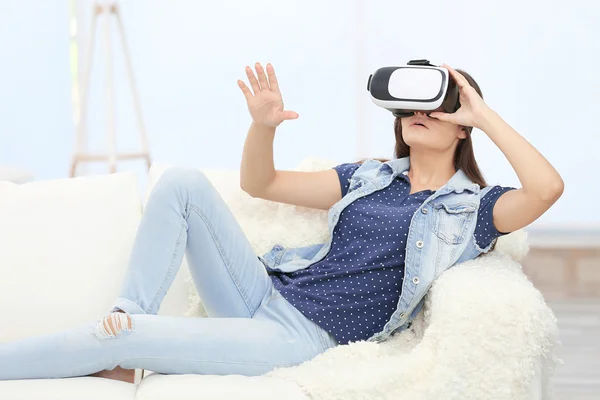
[266,63,279,93]
[237,79,252,100]
[255,62,269,91]
[245,66,261,93]
[279,110,299,120]
[429,111,457,123]
[243,62,279,94]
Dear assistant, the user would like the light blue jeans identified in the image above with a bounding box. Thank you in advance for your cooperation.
[0,167,338,380]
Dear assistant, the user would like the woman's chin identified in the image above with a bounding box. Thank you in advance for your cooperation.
[403,136,433,149]
[403,132,450,152]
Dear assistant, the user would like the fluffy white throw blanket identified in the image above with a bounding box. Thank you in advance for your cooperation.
[148,160,560,400]
[266,234,560,400]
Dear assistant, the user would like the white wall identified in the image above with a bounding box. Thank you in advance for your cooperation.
[0,0,72,179]
[0,0,598,229]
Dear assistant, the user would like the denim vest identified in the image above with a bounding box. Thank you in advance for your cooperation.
[259,157,498,343]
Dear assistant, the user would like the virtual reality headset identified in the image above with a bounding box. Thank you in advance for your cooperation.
[367,59,460,118]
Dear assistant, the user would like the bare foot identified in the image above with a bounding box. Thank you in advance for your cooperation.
[90,366,136,383]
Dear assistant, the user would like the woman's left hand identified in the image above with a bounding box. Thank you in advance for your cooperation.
[429,64,492,130]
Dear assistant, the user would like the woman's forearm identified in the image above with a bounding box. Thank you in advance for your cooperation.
[240,122,277,195]
[479,109,564,201]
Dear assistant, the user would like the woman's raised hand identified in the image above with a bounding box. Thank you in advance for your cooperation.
[238,63,299,128]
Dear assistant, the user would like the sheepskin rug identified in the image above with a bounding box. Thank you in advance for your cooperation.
[148,159,560,400]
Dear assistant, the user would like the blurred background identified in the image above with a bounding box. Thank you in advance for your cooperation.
[0,0,598,397]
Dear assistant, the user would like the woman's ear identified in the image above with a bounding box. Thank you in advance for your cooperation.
[457,126,468,139]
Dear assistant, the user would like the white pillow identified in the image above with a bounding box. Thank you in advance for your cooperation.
[147,158,339,317]
[0,173,142,343]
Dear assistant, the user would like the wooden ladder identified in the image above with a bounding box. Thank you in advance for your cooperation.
[70,1,151,177]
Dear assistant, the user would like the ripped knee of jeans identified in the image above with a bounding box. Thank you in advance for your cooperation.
[94,312,134,340]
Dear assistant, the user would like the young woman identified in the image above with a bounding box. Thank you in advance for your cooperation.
[0,63,563,383]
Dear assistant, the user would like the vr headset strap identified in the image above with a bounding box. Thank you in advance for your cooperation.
[407,59,436,67]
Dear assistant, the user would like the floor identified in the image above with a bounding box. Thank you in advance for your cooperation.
[522,247,600,399]
[547,297,600,399]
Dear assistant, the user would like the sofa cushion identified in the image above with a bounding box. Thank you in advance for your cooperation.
[0,172,142,343]
[0,377,136,400]
[136,372,308,400]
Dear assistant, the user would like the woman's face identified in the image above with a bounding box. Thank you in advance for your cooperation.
[400,111,467,152]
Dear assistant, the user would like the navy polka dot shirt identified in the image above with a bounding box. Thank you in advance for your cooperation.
[270,163,515,345]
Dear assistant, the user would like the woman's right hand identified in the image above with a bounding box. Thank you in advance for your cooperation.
[238,63,299,128]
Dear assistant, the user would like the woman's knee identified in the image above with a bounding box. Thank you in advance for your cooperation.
[94,312,134,340]
[155,167,212,197]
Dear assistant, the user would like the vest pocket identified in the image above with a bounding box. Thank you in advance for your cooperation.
[431,203,476,245]
[347,177,364,193]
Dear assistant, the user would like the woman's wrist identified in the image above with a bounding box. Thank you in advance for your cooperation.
[251,121,277,134]
[475,107,500,133]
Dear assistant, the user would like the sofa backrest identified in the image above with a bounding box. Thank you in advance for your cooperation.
[0,172,142,343]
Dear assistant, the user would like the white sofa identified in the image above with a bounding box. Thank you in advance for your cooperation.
[0,160,559,400]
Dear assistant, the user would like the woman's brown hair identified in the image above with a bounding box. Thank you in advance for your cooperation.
[357,69,487,188]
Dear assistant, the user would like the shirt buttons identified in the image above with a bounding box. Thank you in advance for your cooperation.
[421,208,428,215]
[416,240,424,248]
[413,277,420,284]
[399,312,405,318]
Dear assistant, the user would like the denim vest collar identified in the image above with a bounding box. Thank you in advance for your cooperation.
[384,157,480,196]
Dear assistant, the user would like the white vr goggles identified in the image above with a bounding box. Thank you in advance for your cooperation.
[367,59,460,118]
